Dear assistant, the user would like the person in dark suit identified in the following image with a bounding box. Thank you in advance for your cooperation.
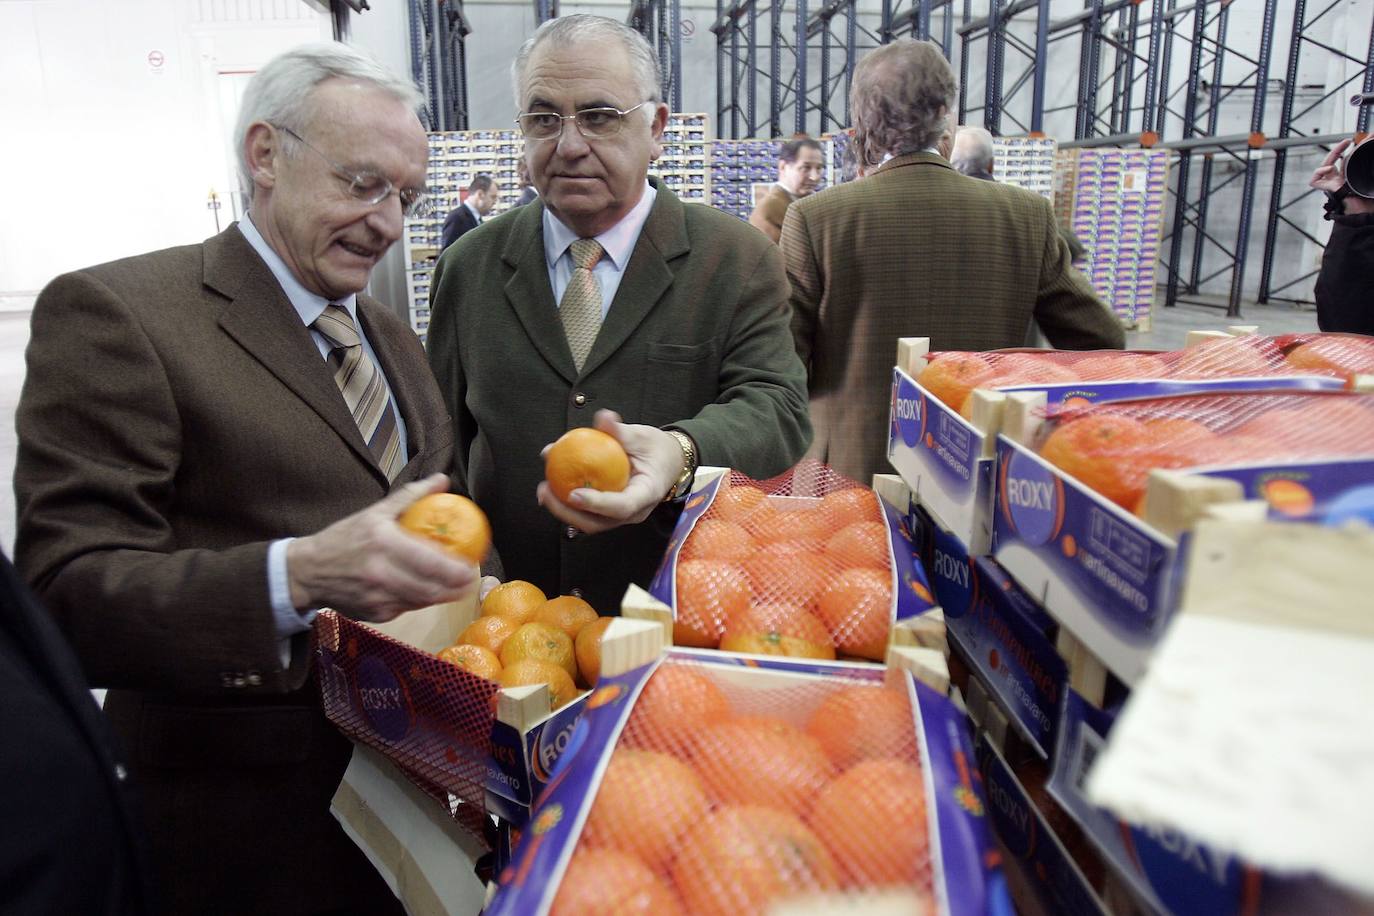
[14,43,479,916]
[440,174,501,250]
[1311,137,1374,335]
[748,136,824,243]
[0,550,154,916]
[783,41,1124,484]
[427,15,811,614]
[512,159,539,208]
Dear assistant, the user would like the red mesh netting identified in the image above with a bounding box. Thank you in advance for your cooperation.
[1030,391,1374,513]
[316,610,500,840]
[918,332,1374,415]
[546,657,936,916]
[673,461,895,661]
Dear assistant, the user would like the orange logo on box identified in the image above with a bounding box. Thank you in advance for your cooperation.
[954,785,984,816]
[686,493,706,511]
[1262,478,1314,517]
[586,684,624,709]
[905,575,934,604]
[532,804,564,836]
[925,432,935,449]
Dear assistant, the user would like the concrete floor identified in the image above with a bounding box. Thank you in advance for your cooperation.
[0,293,1322,557]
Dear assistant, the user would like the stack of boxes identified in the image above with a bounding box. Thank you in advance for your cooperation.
[653,113,711,205]
[1059,148,1170,330]
[992,135,1056,202]
[709,139,781,220]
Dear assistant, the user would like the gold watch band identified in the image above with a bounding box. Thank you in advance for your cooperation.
[664,429,697,501]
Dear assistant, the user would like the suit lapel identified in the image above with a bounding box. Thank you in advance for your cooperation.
[206,226,387,484]
[580,180,689,377]
[500,203,579,384]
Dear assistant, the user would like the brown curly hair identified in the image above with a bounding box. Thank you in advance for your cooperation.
[850,40,958,169]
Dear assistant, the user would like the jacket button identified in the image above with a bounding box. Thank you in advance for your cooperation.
[573,392,587,407]
[114,763,128,782]
[247,672,262,686]
[570,587,584,599]
[565,525,578,539]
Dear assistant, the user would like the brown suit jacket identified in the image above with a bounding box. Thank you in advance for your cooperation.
[748,183,795,243]
[427,179,812,613]
[783,152,1125,483]
[14,225,452,915]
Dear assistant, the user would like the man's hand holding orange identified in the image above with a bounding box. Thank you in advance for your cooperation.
[537,409,688,535]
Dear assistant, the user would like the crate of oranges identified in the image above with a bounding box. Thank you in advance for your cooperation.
[630,461,944,673]
[890,332,1373,555]
[485,617,1012,915]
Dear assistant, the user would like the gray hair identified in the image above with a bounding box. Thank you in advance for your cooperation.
[850,40,958,169]
[952,126,995,175]
[234,42,423,199]
[511,15,662,112]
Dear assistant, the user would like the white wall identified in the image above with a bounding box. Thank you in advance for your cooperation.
[0,0,329,299]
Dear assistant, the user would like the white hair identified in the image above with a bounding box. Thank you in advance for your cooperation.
[511,15,662,113]
[952,126,995,175]
[234,42,423,199]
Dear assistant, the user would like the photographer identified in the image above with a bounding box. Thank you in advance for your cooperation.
[1311,137,1374,335]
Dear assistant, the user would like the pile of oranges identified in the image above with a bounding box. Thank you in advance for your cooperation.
[548,663,934,916]
[917,333,1374,419]
[674,477,896,661]
[436,580,613,709]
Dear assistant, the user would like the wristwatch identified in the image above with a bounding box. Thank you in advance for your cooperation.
[663,429,698,502]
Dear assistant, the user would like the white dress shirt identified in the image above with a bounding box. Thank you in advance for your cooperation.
[543,180,658,318]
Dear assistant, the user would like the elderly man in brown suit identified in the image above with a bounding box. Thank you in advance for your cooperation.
[428,15,811,614]
[14,44,478,915]
[783,40,1124,483]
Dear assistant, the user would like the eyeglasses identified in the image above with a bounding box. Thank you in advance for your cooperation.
[514,102,652,140]
[275,125,430,218]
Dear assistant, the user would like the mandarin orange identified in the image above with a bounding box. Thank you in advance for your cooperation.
[719,603,836,659]
[809,758,930,888]
[680,519,757,563]
[815,568,894,660]
[580,748,709,872]
[574,616,613,687]
[551,848,685,916]
[534,595,600,640]
[480,579,548,625]
[545,427,631,504]
[623,664,731,756]
[673,559,750,648]
[806,685,918,770]
[692,715,834,813]
[458,614,518,655]
[498,658,579,710]
[397,492,491,563]
[499,621,577,681]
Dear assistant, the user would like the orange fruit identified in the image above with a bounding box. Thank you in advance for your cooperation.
[480,579,548,625]
[436,643,502,681]
[815,568,894,660]
[1145,418,1219,471]
[1284,336,1374,382]
[826,521,890,569]
[535,595,600,640]
[575,616,614,686]
[551,848,685,916]
[1039,413,1154,509]
[809,758,929,888]
[692,716,835,813]
[1170,336,1278,379]
[671,805,840,916]
[1073,352,1170,381]
[748,503,832,546]
[806,685,918,770]
[623,664,731,756]
[580,748,709,872]
[710,481,768,521]
[499,621,577,681]
[673,559,750,648]
[681,519,757,563]
[545,427,632,504]
[719,603,836,659]
[397,492,491,563]
[821,487,881,526]
[916,352,995,410]
[743,541,829,607]
[458,614,518,655]
[498,657,580,709]
[1290,397,1374,454]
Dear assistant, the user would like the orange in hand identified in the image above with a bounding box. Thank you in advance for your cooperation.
[398,493,491,563]
[436,643,502,681]
[545,427,631,504]
[480,580,548,625]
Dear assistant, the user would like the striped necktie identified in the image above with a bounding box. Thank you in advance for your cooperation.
[314,304,405,481]
[560,238,605,372]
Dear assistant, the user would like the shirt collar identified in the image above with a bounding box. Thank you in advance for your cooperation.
[773,182,796,200]
[238,213,357,327]
[465,199,483,223]
[544,179,658,272]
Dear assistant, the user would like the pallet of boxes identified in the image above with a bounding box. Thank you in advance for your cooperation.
[887,330,1374,914]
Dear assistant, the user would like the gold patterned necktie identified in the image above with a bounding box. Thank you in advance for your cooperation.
[314,304,405,482]
[560,238,605,372]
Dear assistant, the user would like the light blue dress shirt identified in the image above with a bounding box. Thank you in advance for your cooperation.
[543,181,658,316]
[238,215,410,665]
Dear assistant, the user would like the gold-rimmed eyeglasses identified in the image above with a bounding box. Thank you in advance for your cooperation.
[275,124,430,218]
[514,102,652,141]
